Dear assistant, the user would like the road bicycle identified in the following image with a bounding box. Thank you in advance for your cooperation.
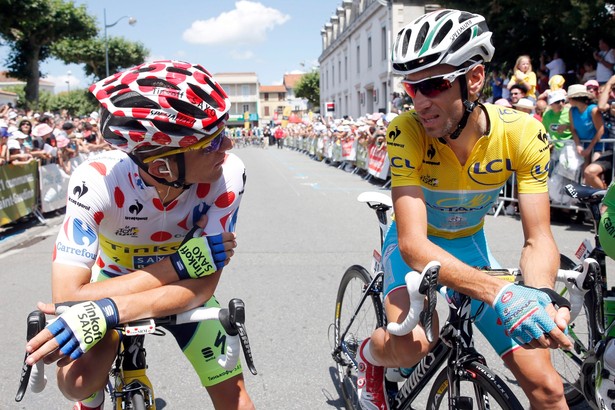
[330,191,589,409]
[549,181,615,409]
[16,298,257,410]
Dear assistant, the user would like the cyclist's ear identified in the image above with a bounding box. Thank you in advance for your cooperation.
[149,158,175,179]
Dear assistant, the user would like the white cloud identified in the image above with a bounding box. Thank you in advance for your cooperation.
[44,74,81,93]
[229,50,254,60]
[183,1,290,46]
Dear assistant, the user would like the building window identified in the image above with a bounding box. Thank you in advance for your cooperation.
[242,104,249,113]
[344,56,348,80]
[264,106,270,116]
[264,93,269,101]
[367,36,372,68]
[381,26,387,60]
[338,60,341,82]
[332,65,335,85]
[241,85,250,96]
[357,45,360,73]
[278,93,285,100]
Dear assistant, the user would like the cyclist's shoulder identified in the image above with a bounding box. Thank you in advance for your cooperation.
[484,103,546,145]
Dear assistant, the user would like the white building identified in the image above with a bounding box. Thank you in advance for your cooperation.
[319,0,440,118]
[215,72,260,128]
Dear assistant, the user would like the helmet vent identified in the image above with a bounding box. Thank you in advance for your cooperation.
[188,83,221,110]
[414,22,430,53]
[432,20,452,48]
[112,91,160,109]
[137,78,180,90]
[167,67,193,76]
[458,12,474,24]
[167,98,208,119]
[450,29,471,54]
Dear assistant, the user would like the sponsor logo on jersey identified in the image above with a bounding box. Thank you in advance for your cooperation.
[466,158,514,186]
[430,193,494,213]
[68,182,91,210]
[420,175,439,187]
[71,217,97,246]
[56,241,97,260]
[422,144,440,165]
[133,255,165,269]
[115,226,139,237]
[530,161,550,181]
[390,156,416,169]
[387,126,405,148]
[125,199,147,221]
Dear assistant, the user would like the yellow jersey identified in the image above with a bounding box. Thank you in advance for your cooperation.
[386,103,550,239]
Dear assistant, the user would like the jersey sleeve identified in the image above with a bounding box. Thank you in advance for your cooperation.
[203,153,246,234]
[386,111,425,188]
[53,161,109,269]
[513,116,550,194]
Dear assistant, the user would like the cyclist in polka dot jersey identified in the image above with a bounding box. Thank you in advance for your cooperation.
[25,61,254,410]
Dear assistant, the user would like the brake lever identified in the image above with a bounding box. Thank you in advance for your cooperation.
[219,298,257,375]
[418,264,440,344]
[15,310,45,402]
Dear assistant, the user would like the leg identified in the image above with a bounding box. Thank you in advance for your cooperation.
[206,374,254,410]
[55,330,120,401]
[502,348,568,410]
[583,162,606,189]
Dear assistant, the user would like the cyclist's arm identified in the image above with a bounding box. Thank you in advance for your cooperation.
[517,191,559,289]
[392,185,505,305]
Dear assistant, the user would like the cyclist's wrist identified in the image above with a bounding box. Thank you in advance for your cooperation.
[169,235,224,280]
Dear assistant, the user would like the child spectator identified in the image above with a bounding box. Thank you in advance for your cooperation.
[507,54,537,101]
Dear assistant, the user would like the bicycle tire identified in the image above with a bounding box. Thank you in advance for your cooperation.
[550,254,589,405]
[127,391,147,410]
[426,361,524,410]
[333,265,385,410]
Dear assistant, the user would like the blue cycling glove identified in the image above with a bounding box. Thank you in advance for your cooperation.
[169,233,227,280]
[47,299,119,360]
[492,283,558,345]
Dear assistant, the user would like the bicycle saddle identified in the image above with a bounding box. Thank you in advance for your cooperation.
[564,182,606,202]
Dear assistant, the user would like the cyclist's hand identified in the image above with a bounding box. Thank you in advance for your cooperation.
[25,299,119,365]
[170,215,236,280]
[492,284,572,349]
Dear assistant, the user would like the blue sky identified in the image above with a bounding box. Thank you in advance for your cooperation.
[0,0,340,93]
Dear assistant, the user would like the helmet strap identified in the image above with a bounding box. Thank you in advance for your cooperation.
[448,78,480,140]
[128,152,192,190]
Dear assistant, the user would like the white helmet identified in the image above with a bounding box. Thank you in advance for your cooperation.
[392,9,494,75]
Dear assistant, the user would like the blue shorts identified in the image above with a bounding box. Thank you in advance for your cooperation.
[381,221,519,357]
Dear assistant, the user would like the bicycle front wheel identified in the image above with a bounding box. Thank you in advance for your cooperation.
[333,265,385,410]
[550,254,589,405]
[426,361,524,410]
[127,391,147,410]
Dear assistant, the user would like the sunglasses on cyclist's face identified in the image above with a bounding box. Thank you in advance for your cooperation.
[401,63,478,99]
[143,127,225,164]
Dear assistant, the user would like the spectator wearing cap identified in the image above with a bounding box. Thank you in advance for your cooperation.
[17,119,34,149]
[568,83,605,166]
[55,133,75,175]
[7,131,35,165]
[494,98,513,108]
[32,123,56,148]
[542,90,572,151]
[60,121,81,156]
[513,98,535,115]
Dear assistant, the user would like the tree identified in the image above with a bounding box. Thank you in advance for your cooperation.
[294,70,320,110]
[445,0,615,73]
[0,0,97,108]
[51,36,149,82]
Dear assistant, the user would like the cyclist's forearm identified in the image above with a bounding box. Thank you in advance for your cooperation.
[52,259,182,302]
[108,271,222,322]
[519,236,559,289]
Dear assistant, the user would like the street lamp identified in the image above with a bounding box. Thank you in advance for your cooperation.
[104,8,137,77]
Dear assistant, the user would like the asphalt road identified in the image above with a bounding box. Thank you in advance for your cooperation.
[1,144,611,409]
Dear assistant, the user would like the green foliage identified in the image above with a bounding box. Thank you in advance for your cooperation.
[0,0,98,106]
[294,70,320,109]
[444,0,615,72]
[4,85,96,115]
[51,36,149,81]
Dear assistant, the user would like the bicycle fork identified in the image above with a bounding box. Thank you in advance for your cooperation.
[111,335,156,409]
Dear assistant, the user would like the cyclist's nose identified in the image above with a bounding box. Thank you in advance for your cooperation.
[219,136,233,152]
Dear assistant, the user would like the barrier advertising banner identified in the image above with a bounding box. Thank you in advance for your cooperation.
[0,162,38,225]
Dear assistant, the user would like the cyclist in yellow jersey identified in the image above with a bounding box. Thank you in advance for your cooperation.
[355,10,572,410]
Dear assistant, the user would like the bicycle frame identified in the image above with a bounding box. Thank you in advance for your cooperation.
[110,334,156,409]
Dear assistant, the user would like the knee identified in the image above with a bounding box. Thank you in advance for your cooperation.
[521,368,565,406]
[388,331,436,368]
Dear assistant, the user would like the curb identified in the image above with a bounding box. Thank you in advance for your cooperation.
[0,213,64,254]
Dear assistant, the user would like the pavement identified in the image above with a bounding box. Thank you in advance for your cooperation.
[0,209,65,254]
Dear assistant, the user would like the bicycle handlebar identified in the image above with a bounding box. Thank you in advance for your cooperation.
[16,298,256,402]
[383,258,599,342]
[386,261,440,343]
